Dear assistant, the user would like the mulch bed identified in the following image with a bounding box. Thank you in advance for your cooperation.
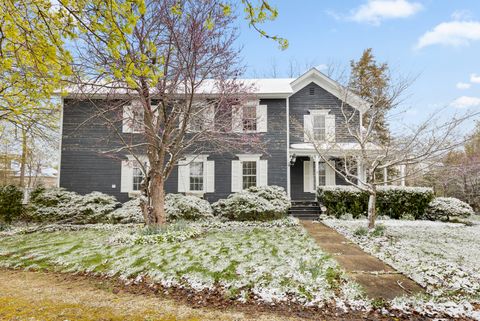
[1,268,467,321]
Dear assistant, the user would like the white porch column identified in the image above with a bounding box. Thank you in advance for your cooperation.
[400,164,406,186]
[383,167,388,186]
[313,155,320,191]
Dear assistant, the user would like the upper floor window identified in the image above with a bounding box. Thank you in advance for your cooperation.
[242,105,257,131]
[122,100,147,133]
[232,101,267,133]
[242,161,257,189]
[313,114,326,141]
[189,162,204,191]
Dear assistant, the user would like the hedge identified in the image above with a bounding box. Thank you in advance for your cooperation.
[0,185,24,224]
[317,185,434,219]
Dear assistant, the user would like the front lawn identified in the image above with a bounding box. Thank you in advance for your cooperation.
[0,219,363,308]
[324,219,480,319]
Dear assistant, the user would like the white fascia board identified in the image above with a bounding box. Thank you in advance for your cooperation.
[290,68,370,113]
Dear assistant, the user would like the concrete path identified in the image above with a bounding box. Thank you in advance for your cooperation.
[301,221,424,300]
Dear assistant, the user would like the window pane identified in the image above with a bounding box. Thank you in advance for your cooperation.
[313,115,325,140]
[189,162,204,191]
[133,167,144,191]
[313,162,326,188]
[242,161,257,189]
[242,106,257,131]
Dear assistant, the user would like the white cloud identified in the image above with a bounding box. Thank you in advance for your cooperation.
[456,82,471,90]
[350,0,423,25]
[416,21,480,49]
[451,10,473,21]
[450,96,480,108]
[470,73,480,83]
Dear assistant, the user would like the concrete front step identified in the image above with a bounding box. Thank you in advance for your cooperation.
[289,200,321,220]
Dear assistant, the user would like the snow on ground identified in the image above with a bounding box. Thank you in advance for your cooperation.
[324,219,480,320]
[0,219,365,308]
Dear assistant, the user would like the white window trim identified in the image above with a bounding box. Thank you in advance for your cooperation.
[232,154,267,192]
[179,155,213,194]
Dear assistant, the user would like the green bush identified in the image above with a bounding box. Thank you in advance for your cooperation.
[0,185,24,224]
[317,186,434,219]
[212,185,289,221]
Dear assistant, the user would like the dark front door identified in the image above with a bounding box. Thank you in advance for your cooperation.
[290,156,316,201]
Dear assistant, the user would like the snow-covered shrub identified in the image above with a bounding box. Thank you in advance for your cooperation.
[212,186,288,221]
[0,185,24,224]
[27,188,119,224]
[317,186,434,219]
[424,197,474,221]
[108,197,145,224]
[246,185,290,214]
[165,194,213,221]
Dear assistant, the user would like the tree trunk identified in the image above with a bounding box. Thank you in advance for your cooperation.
[19,127,27,188]
[148,175,167,225]
[367,191,377,229]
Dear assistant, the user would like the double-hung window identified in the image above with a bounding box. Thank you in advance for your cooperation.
[313,114,326,141]
[242,161,257,189]
[242,105,257,132]
[132,166,144,191]
[313,162,326,189]
[189,162,204,191]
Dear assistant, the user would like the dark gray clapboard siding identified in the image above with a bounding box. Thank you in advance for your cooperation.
[60,98,288,203]
[289,82,360,144]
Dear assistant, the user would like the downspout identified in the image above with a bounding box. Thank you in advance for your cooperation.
[57,97,64,188]
[286,96,291,199]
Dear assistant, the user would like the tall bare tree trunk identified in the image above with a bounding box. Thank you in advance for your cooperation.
[19,127,27,188]
[367,190,377,229]
[149,175,167,225]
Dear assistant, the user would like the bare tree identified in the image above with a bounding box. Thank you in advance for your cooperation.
[68,0,263,225]
[296,73,478,228]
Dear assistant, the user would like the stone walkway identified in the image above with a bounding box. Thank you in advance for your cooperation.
[301,221,424,300]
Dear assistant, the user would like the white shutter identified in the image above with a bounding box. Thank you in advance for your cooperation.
[326,160,336,186]
[256,104,267,133]
[205,160,215,193]
[257,159,268,186]
[205,104,215,131]
[231,160,242,192]
[122,104,134,133]
[232,106,243,133]
[177,160,189,192]
[325,114,336,142]
[304,115,312,142]
[120,160,133,192]
[303,160,313,193]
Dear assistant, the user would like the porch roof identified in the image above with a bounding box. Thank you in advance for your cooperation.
[290,142,382,156]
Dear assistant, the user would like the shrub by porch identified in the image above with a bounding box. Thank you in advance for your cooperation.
[317,186,434,219]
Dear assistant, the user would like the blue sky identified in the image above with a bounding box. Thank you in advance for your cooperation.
[236,0,480,129]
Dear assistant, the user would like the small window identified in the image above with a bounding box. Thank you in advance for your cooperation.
[132,167,144,191]
[132,108,144,133]
[309,87,315,95]
[313,114,326,141]
[242,105,257,131]
[189,162,204,191]
[242,161,257,189]
[313,162,326,189]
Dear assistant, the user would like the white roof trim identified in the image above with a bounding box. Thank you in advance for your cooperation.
[290,68,370,113]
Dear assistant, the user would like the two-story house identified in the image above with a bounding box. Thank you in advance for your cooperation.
[58,68,369,203]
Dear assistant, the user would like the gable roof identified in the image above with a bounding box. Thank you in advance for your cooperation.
[60,68,370,112]
[289,68,370,112]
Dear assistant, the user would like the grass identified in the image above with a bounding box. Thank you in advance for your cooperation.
[0,221,363,306]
